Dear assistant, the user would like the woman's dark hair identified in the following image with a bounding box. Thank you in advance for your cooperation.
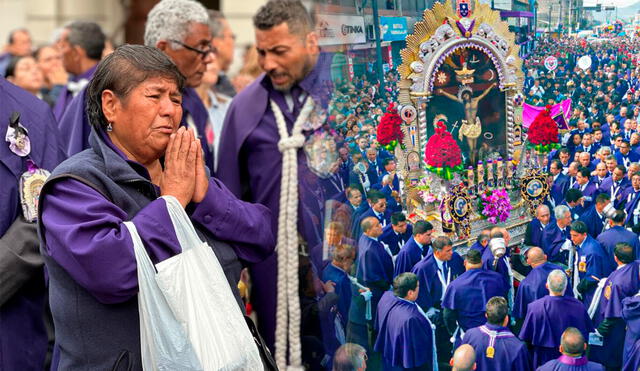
[4,55,28,78]
[86,44,185,130]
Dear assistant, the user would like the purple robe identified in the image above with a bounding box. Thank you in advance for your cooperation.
[519,295,593,368]
[52,65,97,121]
[355,235,393,314]
[597,177,628,209]
[394,237,427,277]
[411,253,464,310]
[321,263,352,327]
[541,223,571,263]
[374,292,435,370]
[524,218,548,247]
[462,323,531,371]
[537,355,604,371]
[621,294,640,371]
[481,245,512,289]
[442,268,507,332]
[513,262,572,320]
[0,77,64,371]
[596,226,640,272]
[591,262,640,368]
[379,223,413,256]
[216,54,334,349]
[575,236,612,308]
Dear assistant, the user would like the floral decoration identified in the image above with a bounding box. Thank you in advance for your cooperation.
[477,188,512,224]
[376,103,404,151]
[526,105,560,154]
[424,120,464,180]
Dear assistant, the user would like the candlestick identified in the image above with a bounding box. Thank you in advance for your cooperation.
[486,159,493,188]
[477,161,484,192]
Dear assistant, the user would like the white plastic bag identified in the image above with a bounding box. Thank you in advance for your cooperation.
[124,221,203,371]
[154,195,264,371]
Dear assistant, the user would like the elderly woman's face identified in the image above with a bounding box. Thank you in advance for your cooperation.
[106,76,182,162]
[9,56,44,95]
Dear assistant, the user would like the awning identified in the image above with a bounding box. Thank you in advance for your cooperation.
[500,10,534,18]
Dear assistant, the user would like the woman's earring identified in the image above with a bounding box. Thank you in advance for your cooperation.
[107,122,113,132]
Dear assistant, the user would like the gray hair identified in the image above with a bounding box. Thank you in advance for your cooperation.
[333,343,366,371]
[547,269,567,294]
[599,146,611,155]
[144,0,209,49]
[86,44,185,130]
[208,10,226,39]
[65,21,105,60]
[554,205,570,220]
[536,204,550,217]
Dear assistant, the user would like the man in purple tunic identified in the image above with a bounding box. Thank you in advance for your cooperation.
[512,247,572,331]
[58,0,215,171]
[411,236,465,366]
[347,217,393,351]
[374,273,436,371]
[469,228,491,254]
[590,243,640,369]
[379,212,413,256]
[0,76,64,370]
[216,0,338,354]
[542,205,573,263]
[394,221,433,277]
[621,294,640,371]
[537,328,604,371]
[569,221,612,308]
[597,210,640,271]
[52,21,105,121]
[460,296,531,371]
[322,244,356,332]
[519,269,594,368]
[524,204,552,249]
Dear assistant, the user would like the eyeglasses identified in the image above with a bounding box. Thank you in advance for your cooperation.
[169,39,216,59]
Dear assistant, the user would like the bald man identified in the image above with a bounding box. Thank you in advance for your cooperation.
[537,327,604,370]
[512,247,572,331]
[450,344,476,371]
[524,205,552,249]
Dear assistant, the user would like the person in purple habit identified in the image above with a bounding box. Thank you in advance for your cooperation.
[524,204,553,249]
[38,45,274,370]
[589,243,640,370]
[442,249,508,346]
[450,344,476,371]
[216,0,335,356]
[0,76,64,370]
[537,328,604,371]
[393,220,433,277]
[541,205,573,264]
[58,0,216,173]
[512,247,572,332]
[460,296,531,371]
[621,293,640,371]
[519,269,593,368]
[52,21,105,121]
[597,210,640,271]
[374,273,436,371]
[468,227,491,255]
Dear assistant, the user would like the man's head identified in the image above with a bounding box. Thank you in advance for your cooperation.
[582,133,593,147]
[145,0,213,87]
[361,217,382,239]
[567,162,580,177]
[413,220,433,246]
[208,10,235,72]
[383,158,396,173]
[546,269,568,296]
[554,205,572,228]
[612,164,625,181]
[526,247,547,267]
[578,152,591,169]
[559,149,570,164]
[491,226,510,246]
[595,193,611,213]
[332,343,367,371]
[560,327,587,357]
[565,188,583,208]
[450,344,476,371]
[5,29,32,57]
[369,191,387,213]
[347,188,362,207]
[57,21,105,75]
[389,212,407,234]
[549,159,563,176]
[476,228,491,248]
[432,236,453,262]
[393,273,419,301]
[614,242,635,266]
[485,296,509,326]
[576,167,591,186]
[536,204,551,226]
[595,163,608,179]
[366,148,377,162]
[629,163,640,180]
[620,140,631,155]
[633,172,640,191]
[570,221,588,246]
[464,249,482,270]
[253,0,319,91]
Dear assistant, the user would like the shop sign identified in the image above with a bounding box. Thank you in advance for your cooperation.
[380,17,408,42]
[316,14,366,46]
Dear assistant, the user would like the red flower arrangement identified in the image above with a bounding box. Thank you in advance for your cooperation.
[424,120,463,180]
[376,103,404,150]
[527,105,560,154]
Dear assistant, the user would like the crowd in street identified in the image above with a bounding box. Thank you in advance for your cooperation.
[3,0,640,370]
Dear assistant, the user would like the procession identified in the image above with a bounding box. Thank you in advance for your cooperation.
[2,0,640,370]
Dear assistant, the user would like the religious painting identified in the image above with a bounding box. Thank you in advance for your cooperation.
[426,47,506,166]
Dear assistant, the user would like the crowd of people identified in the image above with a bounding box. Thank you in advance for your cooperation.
[3,0,640,370]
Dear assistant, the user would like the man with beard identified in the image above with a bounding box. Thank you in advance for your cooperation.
[217,1,335,368]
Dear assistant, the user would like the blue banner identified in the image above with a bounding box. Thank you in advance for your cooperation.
[380,17,407,42]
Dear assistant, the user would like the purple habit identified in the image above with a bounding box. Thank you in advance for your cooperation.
[0,77,64,371]
[537,355,604,371]
[575,236,612,308]
[541,223,571,263]
[461,323,531,371]
[52,65,97,121]
[513,262,573,320]
[411,252,465,310]
[519,295,593,368]
[355,234,393,314]
[622,295,640,371]
[374,291,435,370]
[216,54,334,350]
[394,236,427,277]
[442,268,507,332]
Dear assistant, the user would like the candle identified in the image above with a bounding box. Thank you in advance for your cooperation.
[496,158,504,180]
[477,161,484,184]
[486,159,493,187]
[467,166,475,187]
[506,157,514,178]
